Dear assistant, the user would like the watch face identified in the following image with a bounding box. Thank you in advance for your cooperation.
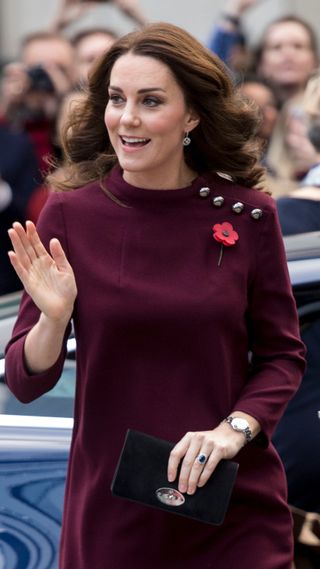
[232,418,248,431]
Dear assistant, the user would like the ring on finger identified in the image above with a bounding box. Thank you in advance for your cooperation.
[195,453,208,465]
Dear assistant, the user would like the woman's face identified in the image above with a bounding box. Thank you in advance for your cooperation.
[259,21,317,90]
[104,53,199,188]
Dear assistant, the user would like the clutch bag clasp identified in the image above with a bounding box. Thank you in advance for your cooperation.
[156,487,185,506]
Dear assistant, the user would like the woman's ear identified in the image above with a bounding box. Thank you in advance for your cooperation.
[185,109,200,133]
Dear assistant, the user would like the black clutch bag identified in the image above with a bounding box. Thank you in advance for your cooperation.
[111,429,239,525]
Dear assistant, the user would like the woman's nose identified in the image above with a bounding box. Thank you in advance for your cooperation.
[120,104,141,127]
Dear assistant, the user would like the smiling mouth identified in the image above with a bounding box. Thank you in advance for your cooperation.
[120,136,151,147]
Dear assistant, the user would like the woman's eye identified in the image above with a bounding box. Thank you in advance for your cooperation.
[143,97,161,107]
[109,94,124,104]
[268,44,281,51]
[293,43,308,51]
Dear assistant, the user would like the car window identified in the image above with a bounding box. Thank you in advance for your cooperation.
[0,292,76,419]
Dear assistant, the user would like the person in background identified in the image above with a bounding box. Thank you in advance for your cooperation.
[0,32,77,221]
[273,71,320,569]
[255,15,318,106]
[208,1,318,104]
[0,117,39,294]
[55,27,119,187]
[71,27,119,87]
[266,92,320,192]
[236,73,293,197]
[257,12,318,184]
[209,2,319,193]
[1,32,76,165]
[55,26,119,160]
[207,0,258,79]
[252,14,319,187]
[237,74,279,159]
[275,73,320,233]
[5,22,305,569]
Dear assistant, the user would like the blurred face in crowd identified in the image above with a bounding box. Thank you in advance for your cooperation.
[303,75,320,152]
[259,21,317,91]
[22,37,76,85]
[75,32,116,84]
[239,81,278,141]
[105,53,199,189]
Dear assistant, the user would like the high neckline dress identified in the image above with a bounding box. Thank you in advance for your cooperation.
[5,166,305,569]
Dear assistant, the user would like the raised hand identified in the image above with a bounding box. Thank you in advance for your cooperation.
[225,0,265,16]
[8,221,77,323]
[51,0,95,32]
[113,0,148,26]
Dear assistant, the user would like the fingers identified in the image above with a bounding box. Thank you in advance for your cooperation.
[8,222,37,267]
[7,250,29,284]
[167,432,192,484]
[168,432,219,495]
[8,221,49,263]
[168,430,234,496]
[7,221,51,287]
[8,221,71,277]
[26,221,49,257]
[197,453,221,488]
[49,238,71,271]
[179,439,214,495]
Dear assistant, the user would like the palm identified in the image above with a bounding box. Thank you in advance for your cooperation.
[8,221,77,321]
[23,251,76,319]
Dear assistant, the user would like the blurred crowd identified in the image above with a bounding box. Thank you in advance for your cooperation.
[0,0,320,563]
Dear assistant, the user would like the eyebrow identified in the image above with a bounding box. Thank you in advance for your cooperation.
[108,85,166,94]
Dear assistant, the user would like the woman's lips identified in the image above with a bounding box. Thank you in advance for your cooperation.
[120,135,151,147]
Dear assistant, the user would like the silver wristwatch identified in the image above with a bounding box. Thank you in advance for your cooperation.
[225,416,252,442]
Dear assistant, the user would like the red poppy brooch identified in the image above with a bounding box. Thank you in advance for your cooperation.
[212,222,239,267]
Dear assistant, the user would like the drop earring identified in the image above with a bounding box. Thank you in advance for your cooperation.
[183,132,191,146]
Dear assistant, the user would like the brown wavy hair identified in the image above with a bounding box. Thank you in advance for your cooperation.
[48,22,266,191]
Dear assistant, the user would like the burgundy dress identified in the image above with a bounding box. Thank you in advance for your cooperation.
[5,166,305,569]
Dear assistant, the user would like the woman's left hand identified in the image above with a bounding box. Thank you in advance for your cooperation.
[167,421,248,495]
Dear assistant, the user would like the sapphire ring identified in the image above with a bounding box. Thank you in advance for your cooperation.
[195,453,208,465]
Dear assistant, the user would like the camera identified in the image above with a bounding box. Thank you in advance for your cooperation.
[27,65,55,93]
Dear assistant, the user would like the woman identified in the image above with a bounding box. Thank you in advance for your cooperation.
[275,72,320,234]
[5,23,305,569]
[257,15,319,186]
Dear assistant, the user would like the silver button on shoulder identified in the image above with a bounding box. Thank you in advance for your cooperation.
[251,208,263,220]
[232,202,244,214]
[212,196,224,207]
[199,187,210,198]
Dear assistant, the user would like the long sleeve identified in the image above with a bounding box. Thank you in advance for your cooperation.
[234,202,306,443]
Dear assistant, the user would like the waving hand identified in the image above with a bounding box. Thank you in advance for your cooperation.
[8,221,77,322]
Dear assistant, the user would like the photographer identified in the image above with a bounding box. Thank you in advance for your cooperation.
[1,32,76,195]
